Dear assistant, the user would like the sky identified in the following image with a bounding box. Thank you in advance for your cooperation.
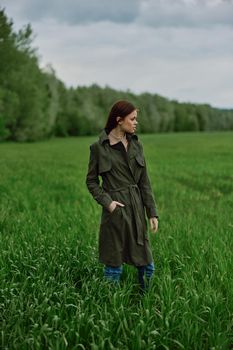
[2,0,233,109]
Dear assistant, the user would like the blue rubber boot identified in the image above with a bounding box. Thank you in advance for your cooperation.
[137,265,146,292]
[145,262,155,290]
[104,265,123,284]
[137,262,155,293]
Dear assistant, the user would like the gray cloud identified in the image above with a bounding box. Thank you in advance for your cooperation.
[2,0,233,27]
[2,0,141,24]
[138,0,233,28]
[30,19,232,108]
[1,0,233,108]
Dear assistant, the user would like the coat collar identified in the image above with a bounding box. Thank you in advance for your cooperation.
[99,128,138,145]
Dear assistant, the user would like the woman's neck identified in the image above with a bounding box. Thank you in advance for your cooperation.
[108,127,128,148]
[109,127,126,140]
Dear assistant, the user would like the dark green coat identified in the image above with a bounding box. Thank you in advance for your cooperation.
[86,128,159,267]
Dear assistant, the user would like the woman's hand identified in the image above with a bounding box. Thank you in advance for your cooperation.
[149,217,158,233]
[108,201,125,213]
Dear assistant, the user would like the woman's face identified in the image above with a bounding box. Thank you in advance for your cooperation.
[118,110,138,134]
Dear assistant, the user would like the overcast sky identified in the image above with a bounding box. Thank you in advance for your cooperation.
[2,0,233,108]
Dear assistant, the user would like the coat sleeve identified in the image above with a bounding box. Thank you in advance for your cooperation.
[137,143,159,219]
[86,144,113,210]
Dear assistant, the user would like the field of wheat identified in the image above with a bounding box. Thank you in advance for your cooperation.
[0,131,232,349]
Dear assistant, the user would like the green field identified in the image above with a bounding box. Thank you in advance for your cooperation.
[0,131,233,349]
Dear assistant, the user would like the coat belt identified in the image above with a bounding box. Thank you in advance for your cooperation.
[108,184,145,246]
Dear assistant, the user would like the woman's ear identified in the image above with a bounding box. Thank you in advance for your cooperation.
[116,116,123,124]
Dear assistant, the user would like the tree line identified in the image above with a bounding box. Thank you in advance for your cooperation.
[1,8,233,142]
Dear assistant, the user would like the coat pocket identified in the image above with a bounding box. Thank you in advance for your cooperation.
[110,205,121,216]
[135,155,145,167]
[100,205,120,225]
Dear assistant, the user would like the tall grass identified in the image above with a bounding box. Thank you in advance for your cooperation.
[0,131,233,349]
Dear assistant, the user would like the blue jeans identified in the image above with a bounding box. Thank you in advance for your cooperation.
[104,262,155,290]
[137,262,155,290]
[104,265,123,282]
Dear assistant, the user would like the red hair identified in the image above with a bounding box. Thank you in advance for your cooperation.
[105,100,138,133]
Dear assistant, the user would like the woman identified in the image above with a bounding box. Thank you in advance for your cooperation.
[86,100,159,292]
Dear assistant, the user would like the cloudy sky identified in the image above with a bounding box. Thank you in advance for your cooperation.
[2,0,233,108]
